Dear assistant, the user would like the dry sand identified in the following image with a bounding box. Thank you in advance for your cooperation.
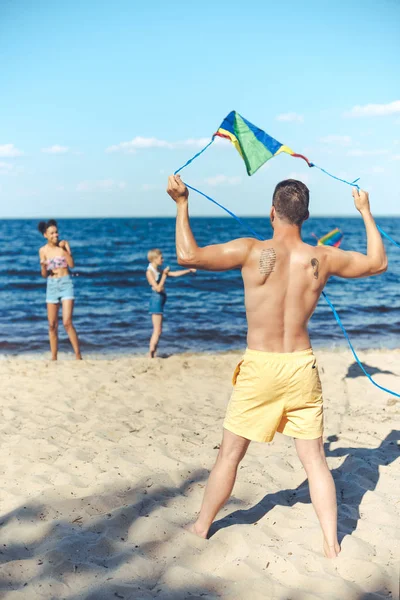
[0,349,399,600]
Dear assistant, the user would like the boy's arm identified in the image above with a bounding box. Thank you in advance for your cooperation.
[168,268,196,278]
[327,189,387,279]
[167,175,254,271]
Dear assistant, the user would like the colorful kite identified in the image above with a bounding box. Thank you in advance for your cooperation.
[213,110,312,176]
[313,228,344,248]
[176,110,359,189]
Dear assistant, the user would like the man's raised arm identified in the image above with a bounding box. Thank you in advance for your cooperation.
[327,188,388,279]
[167,175,254,271]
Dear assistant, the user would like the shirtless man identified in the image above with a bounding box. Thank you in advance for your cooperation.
[167,175,388,558]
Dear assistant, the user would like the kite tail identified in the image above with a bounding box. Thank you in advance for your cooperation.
[322,291,400,399]
[174,138,215,175]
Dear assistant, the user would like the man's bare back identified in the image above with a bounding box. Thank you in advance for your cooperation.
[242,238,328,352]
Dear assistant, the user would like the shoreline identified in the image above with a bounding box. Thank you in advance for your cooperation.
[1,346,400,361]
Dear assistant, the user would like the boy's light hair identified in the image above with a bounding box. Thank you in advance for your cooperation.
[147,248,162,262]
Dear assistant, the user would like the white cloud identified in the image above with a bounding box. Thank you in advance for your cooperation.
[106,137,171,153]
[55,185,66,191]
[0,161,14,174]
[276,112,304,123]
[0,144,23,157]
[76,179,127,192]
[320,135,352,146]
[288,172,311,184]
[42,145,69,154]
[176,138,211,148]
[204,175,242,186]
[370,166,385,174]
[345,100,400,118]
[391,155,400,161]
[106,137,211,154]
[0,161,24,176]
[347,149,389,157]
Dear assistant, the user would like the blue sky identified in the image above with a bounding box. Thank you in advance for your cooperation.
[1,0,399,218]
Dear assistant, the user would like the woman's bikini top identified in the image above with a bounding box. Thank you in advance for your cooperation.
[46,255,68,271]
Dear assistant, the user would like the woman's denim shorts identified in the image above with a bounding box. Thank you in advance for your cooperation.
[46,275,75,304]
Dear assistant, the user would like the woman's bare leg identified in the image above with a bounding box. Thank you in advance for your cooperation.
[188,429,251,538]
[47,303,59,360]
[149,314,163,358]
[295,437,340,558]
[62,300,82,359]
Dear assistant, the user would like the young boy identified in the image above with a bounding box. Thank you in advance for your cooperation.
[146,248,196,357]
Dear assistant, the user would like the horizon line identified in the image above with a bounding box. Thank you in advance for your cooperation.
[1,214,399,220]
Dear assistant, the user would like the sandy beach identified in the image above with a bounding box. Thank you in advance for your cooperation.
[0,349,399,600]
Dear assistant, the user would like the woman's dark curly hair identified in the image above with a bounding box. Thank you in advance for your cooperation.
[38,219,58,234]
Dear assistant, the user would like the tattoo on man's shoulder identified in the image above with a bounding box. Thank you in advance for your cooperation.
[311,258,319,279]
[259,248,276,275]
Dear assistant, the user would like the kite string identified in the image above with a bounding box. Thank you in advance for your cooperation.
[185,183,264,241]
[310,163,361,189]
[322,291,400,399]
[174,138,214,175]
[377,224,400,249]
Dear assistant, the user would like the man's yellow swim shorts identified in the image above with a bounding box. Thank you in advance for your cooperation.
[223,348,323,443]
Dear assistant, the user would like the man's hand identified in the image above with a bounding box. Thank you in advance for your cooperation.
[167,175,189,204]
[352,188,370,214]
[189,268,196,273]
[163,266,171,275]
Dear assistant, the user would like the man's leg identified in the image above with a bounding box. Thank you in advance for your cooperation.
[295,437,340,558]
[188,428,250,538]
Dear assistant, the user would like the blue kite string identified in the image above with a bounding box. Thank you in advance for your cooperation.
[185,183,264,240]
[322,291,400,399]
[311,163,360,189]
[377,224,400,249]
[174,138,215,175]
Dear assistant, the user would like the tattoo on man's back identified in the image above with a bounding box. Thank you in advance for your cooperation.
[311,258,319,279]
[259,248,276,275]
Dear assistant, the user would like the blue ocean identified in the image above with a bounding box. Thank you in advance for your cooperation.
[0,217,399,356]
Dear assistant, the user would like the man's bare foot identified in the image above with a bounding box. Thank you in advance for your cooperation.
[185,523,208,539]
[76,354,82,360]
[149,350,156,358]
[323,540,341,558]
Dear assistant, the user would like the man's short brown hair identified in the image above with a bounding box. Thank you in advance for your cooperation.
[272,179,309,225]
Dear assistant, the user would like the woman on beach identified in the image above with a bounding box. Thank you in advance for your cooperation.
[38,219,82,360]
[146,248,196,357]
